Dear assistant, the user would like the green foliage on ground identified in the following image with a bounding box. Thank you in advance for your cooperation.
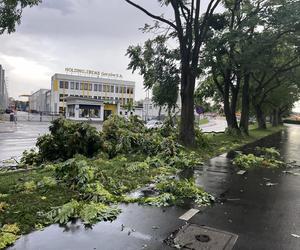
[0,224,20,249]
[1,117,284,244]
[45,200,121,225]
[0,170,78,235]
[22,118,103,164]
[142,179,214,207]
[233,147,284,169]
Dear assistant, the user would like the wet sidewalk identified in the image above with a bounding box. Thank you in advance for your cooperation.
[190,125,300,250]
[8,125,300,250]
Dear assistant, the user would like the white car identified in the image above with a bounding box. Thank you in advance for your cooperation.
[146,119,163,129]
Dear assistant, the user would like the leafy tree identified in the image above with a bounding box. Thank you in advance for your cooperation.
[0,0,40,34]
[152,81,179,120]
[125,0,222,146]
[202,0,300,133]
[266,70,300,126]
[250,41,300,128]
[127,35,180,121]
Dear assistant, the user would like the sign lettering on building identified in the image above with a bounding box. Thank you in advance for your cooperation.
[65,68,123,79]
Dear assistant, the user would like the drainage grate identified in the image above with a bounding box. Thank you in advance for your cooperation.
[172,224,238,250]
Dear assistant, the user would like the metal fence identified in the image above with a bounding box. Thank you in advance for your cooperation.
[0,112,61,122]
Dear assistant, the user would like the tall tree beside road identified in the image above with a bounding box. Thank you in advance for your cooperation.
[127,36,180,120]
[201,0,300,132]
[0,0,40,34]
[125,0,221,147]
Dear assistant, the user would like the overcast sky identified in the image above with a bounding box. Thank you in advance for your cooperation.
[1,0,177,100]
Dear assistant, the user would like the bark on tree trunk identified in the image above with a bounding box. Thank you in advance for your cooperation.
[272,109,279,127]
[223,75,240,133]
[240,73,250,134]
[278,115,283,125]
[180,71,195,147]
[158,106,162,120]
[255,104,267,129]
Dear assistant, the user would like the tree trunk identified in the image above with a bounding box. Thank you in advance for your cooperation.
[180,71,195,147]
[223,75,240,133]
[168,106,174,127]
[254,104,267,129]
[277,110,283,125]
[230,86,240,130]
[158,106,162,120]
[240,73,250,134]
[272,109,279,127]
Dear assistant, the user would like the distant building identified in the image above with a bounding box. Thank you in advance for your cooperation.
[0,65,9,111]
[50,72,135,115]
[29,89,50,113]
[142,96,182,121]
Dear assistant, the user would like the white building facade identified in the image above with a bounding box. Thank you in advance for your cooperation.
[0,65,8,111]
[50,73,135,115]
[142,95,182,121]
[29,89,50,113]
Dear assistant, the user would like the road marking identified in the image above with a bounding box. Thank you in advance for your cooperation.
[179,208,199,221]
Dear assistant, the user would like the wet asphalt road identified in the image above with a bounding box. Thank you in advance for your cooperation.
[0,121,50,163]
[6,124,300,250]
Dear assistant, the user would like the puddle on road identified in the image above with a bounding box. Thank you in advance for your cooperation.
[8,203,186,250]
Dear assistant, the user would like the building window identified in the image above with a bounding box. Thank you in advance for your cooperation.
[130,88,134,94]
[89,83,92,91]
[116,86,119,93]
[127,87,130,94]
[79,105,101,118]
[94,84,98,91]
[76,82,79,90]
[70,82,75,89]
[59,81,64,89]
[64,81,69,89]
[84,83,88,90]
[94,96,97,99]
[80,83,84,90]
[98,84,102,92]
[68,105,75,117]
[59,94,68,102]
[111,85,114,92]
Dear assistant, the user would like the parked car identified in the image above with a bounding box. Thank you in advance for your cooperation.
[146,119,163,129]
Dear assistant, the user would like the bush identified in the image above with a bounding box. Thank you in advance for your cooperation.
[20,149,42,166]
[35,118,102,163]
[102,115,181,158]
[55,156,94,189]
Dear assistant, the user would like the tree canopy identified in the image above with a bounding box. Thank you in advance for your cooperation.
[0,0,40,34]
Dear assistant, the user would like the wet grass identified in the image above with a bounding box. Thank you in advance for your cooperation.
[198,118,209,125]
[0,169,78,234]
[0,124,284,236]
[196,125,284,161]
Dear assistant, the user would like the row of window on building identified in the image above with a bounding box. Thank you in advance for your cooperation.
[59,81,134,94]
[59,94,133,105]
